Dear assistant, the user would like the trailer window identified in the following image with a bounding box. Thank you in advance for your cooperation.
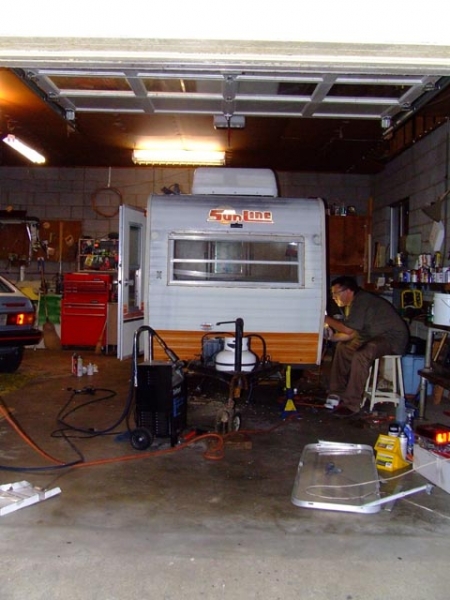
[168,234,305,287]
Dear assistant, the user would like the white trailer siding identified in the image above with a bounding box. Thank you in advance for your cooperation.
[146,194,327,366]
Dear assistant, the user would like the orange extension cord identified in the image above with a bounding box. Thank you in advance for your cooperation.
[0,401,298,470]
[0,389,364,470]
[1,392,393,473]
[0,402,229,467]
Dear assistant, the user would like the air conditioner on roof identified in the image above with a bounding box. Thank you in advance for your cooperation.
[192,167,278,197]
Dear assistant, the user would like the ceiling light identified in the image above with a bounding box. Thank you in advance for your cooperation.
[132,149,225,166]
[3,134,46,164]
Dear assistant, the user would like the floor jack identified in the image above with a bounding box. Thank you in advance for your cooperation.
[129,326,187,450]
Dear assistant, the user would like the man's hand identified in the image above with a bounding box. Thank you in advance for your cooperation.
[323,324,334,340]
[324,315,356,341]
[330,331,353,342]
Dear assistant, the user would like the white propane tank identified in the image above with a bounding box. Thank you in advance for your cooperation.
[214,337,257,372]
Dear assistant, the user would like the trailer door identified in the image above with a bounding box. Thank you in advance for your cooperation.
[117,205,147,359]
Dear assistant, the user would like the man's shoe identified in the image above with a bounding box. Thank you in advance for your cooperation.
[324,394,341,410]
[331,404,361,418]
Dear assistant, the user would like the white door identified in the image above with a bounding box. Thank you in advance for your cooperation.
[117,204,147,359]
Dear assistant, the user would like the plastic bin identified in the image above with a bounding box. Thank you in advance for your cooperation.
[401,354,425,396]
[414,445,450,493]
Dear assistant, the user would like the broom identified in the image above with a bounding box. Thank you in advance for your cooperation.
[38,257,62,351]
[95,317,108,355]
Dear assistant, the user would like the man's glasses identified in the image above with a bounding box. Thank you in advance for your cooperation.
[331,288,347,298]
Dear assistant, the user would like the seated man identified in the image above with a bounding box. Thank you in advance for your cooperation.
[324,275,410,416]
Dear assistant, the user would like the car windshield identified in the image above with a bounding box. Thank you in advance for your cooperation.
[0,279,14,293]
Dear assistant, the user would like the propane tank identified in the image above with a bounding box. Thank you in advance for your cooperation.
[214,337,257,372]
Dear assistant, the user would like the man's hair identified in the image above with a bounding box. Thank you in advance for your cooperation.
[330,275,360,292]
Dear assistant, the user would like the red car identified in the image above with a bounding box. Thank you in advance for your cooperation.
[0,274,42,372]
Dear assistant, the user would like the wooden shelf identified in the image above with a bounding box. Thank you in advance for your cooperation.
[419,369,450,389]
[391,282,450,291]
[371,267,395,273]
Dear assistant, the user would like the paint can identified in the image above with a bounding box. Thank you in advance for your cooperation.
[388,423,401,437]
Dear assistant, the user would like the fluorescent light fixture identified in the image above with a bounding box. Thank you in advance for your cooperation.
[132,148,225,166]
[3,134,46,164]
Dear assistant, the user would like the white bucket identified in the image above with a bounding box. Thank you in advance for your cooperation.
[433,292,450,326]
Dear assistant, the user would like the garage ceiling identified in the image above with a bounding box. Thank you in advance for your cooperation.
[0,37,450,174]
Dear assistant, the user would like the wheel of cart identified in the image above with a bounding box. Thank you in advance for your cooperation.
[214,374,246,434]
[130,427,154,450]
[215,408,242,434]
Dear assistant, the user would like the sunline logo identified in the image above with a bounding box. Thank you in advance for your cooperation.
[207,208,273,224]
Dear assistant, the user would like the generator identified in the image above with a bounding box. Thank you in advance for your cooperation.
[129,326,187,450]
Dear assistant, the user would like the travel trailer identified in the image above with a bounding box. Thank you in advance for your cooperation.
[144,168,327,367]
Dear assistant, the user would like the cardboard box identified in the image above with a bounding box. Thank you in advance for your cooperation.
[413,444,450,494]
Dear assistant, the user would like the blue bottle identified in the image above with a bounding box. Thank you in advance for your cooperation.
[403,423,415,457]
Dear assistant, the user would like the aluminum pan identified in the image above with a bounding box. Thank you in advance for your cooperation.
[291,440,381,514]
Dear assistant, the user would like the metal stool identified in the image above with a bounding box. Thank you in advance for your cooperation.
[363,355,405,412]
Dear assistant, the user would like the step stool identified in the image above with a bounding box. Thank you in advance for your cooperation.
[363,355,405,412]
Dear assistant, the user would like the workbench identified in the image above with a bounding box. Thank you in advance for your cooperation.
[418,322,450,418]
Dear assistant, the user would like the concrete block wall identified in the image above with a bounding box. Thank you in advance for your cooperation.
[0,165,373,238]
[371,121,450,266]
[277,171,372,215]
[1,131,447,285]
[0,166,195,237]
[0,166,195,281]
[0,163,372,245]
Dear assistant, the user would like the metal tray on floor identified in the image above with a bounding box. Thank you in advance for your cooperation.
[291,440,381,514]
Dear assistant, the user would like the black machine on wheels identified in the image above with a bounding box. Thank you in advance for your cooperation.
[129,326,187,450]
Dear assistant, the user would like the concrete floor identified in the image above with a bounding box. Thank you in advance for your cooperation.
[1,347,450,600]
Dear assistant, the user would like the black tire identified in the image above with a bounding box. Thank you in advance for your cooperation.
[231,411,242,432]
[0,347,24,373]
[215,409,242,433]
[215,408,230,434]
[130,427,154,450]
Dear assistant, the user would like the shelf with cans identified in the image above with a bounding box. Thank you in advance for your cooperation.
[370,267,450,317]
[396,268,450,285]
[378,252,449,287]
[77,237,119,272]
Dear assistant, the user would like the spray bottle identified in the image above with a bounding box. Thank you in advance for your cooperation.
[77,355,83,377]
[399,431,408,460]
[404,408,415,458]
[403,422,415,459]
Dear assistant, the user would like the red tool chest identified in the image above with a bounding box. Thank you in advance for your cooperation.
[61,272,112,347]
